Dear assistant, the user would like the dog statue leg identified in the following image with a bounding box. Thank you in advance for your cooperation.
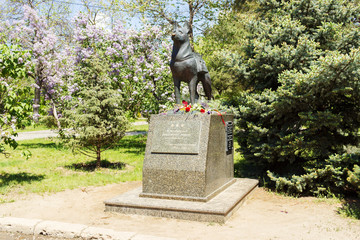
[201,73,212,100]
[174,79,181,104]
[189,77,198,104]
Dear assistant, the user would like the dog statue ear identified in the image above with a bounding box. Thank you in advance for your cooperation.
[173,21,179,30]
[183,22,190,33]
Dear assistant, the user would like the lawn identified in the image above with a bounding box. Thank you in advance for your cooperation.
[0,134,147,203]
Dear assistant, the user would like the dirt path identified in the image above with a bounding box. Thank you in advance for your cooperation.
[0,182,359,240]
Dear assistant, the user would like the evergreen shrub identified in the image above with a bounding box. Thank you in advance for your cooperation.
[234,0,360,196]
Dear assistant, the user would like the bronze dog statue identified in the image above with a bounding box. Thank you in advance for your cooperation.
[170,22,212,104]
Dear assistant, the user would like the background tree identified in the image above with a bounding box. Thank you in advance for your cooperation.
[238,0,360,91]
[231,0,360,196]
[195,0,257,98]
[78,0,127,28]
[62,54,129,168]
[120,0,226,46]
[11,5,68,127]
[0,0,73,42]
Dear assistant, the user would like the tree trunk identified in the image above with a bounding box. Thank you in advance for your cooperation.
[33,87,41,122]
[96,146,101,168]
[51,100,62,131]
[188,3,195,50]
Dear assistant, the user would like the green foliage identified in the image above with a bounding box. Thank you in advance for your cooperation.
[62,49,129,168]
[239,0,360,91]
[0,44,27,80]
[237,50,360,195]
[338,200,360,219]
[233,0,360,196]
[348,164,360,195]
[268,153,360,196]
[0,42,32,156]
[196,3,256,98]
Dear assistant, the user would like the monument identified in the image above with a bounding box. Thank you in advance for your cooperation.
[170,22,212,104]
[104,22,258,223]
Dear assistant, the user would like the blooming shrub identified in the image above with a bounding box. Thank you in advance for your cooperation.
[69,14,174,118]
[12,6,69,123]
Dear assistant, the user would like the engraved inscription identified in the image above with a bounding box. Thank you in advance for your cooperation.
[151,120,201,154]
[226,121,233,155]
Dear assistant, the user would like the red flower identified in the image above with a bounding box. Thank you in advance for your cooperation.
[185,106,191,112]
[200,109,205,113]
[182,100,188,107]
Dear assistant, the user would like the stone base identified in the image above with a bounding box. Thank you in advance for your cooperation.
[104,178,258,223]
[139,178,236,202]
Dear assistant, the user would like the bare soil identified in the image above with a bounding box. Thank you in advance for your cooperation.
[0,181,359,240]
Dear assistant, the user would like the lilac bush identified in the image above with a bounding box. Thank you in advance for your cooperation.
[10,6,69,127]
[70,14,173,118]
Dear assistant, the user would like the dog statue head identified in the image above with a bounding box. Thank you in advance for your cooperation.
[171,22,190,42]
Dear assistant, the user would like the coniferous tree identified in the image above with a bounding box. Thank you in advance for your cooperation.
[232,0,360,196]
[62,52,129,168]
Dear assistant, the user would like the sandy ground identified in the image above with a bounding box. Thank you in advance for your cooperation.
[0,181,359,240]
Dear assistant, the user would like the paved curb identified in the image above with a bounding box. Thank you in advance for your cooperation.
[0,217,176,240]
[15,121,148,141]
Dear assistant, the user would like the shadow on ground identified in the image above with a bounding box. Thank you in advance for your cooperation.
[234,160,264,180]
[0,172,45,187]
[338,198,360,220]
[65,160,126,172]
[113,135,146,154]
[19,142,65,150]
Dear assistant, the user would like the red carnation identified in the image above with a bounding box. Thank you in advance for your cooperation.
[200,109,205,113]
[185,106,191,112]
[182,100,188,107]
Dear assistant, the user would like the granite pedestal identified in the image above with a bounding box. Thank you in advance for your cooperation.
[105,114,258,222]
[105,178,258,223]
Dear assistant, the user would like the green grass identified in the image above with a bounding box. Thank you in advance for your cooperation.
[0,135,146,202]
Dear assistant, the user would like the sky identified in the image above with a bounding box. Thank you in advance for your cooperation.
[51,0,215,35]
[0,0,218,37]
[52,0,186,29]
